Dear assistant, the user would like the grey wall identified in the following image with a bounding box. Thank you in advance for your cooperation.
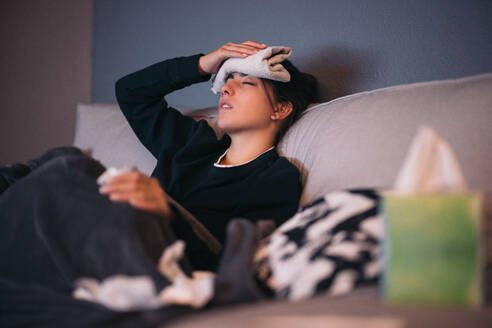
[93,0,492,109]
[2,0,490,165]
[0,0,93,164]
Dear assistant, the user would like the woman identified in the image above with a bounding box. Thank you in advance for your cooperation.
[105,40,317,270]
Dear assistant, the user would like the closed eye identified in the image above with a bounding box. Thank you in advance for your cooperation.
[226,72,248,81]
[242,81,255,85]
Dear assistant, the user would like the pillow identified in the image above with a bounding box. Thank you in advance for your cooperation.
[252,188,383,301]
[277,73,492,206]
[73,104,221,175]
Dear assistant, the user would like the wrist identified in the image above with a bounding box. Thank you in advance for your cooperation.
[163,202,177,222]
[198,56,210,76]
[167,207,176,222]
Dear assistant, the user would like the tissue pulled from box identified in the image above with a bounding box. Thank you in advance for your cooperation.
[394,126,467,194]
[96,166,137,186]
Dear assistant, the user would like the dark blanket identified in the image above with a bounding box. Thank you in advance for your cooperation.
[0,153,203,327]
[0,150,385,326]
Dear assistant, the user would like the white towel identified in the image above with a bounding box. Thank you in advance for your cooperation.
[211,46,292,94]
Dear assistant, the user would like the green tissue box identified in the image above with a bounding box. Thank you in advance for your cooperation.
[381,192,483,307]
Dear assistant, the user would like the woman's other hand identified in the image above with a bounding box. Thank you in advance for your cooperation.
[99,170,174,220]
[198,41,267,76]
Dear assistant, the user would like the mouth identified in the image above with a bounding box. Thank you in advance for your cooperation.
[219,100,233,111]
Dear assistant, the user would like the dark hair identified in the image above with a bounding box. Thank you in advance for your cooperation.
[262,60,318,145]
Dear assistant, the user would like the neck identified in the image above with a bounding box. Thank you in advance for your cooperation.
[222,131,275,166]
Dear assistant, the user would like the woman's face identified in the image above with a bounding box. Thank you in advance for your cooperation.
[217,72,275,134]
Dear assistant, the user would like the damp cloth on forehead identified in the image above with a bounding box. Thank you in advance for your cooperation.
[211,46,292,94]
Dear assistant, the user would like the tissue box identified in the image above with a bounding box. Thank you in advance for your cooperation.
[381,192,483,307]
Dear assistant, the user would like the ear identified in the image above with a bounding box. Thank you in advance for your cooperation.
[271,102,293,120]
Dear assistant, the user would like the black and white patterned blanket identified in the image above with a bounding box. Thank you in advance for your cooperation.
[253,189,383,300]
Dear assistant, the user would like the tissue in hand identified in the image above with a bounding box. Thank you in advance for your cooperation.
[382,126,483,308]
[393,126,467,194]
[96,166,137,186]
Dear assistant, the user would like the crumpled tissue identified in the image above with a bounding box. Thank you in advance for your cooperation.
[73,240,215,310]
[157,240,215,308]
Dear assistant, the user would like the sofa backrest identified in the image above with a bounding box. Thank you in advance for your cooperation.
[278,73,492,205]
[74,73,492,207]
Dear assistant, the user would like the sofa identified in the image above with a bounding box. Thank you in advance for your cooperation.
[73,72,492,327]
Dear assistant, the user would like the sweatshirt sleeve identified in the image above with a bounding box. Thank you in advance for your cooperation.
[115,54,212,158]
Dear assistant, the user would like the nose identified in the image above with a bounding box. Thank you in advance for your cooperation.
[220,79,235,96]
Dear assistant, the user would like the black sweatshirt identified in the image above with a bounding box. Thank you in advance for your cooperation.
[115,53,302,270]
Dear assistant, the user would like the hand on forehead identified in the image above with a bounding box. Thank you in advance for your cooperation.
[211,46,292,94]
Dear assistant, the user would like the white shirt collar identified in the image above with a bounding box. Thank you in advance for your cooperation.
[214,146,275,168]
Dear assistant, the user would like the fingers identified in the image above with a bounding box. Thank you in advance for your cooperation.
[221,41,268,57]
[241,40,267,49]
[99,171,145,193]
[99,171,153,202]
[105,170,143,185]
[110,191,170,216]
[120,189,171,218]
[222,44,257,57]
[199,40,268,75]
[98,172,171,217]
[99,179,142,194]
[105,190,148,202]
[226,42,266,53]
[109,192,163,211]
[128,197,170,216]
